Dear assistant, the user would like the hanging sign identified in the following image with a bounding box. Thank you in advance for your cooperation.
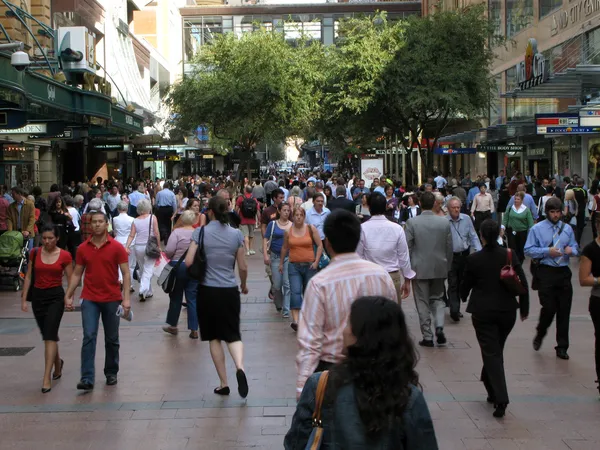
[515,39,549,90]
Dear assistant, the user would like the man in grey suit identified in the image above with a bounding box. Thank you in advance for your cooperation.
[405,192,453,347]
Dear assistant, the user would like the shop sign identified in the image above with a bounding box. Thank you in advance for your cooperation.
[203,154,214,159]
[434,147,476,154]
[28,129,73,140]
[0,123,47,134]
[515,39,548,91]
[135,149,157,160]
[536,113,580,133]
[527,148,547,157]
[551,0,600,37]
[476,144,525,152]
[91,141,124,151]
[544,126,600,134]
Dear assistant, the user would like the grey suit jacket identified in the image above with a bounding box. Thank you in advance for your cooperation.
[405,211,453,280]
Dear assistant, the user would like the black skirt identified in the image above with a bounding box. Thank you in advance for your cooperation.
[197,286,241,343]
[32,286,65,341]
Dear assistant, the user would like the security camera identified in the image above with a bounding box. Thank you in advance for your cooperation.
[11,50,30,72]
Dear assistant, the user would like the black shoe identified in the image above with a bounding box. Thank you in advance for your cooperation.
[52,359,64,380]
[214,386,230,396]
[139,294,145,302]
[436,328,447,345]
[77,381,94,391]
[493,403,507,418]
[458,312,463,318]
[236,369,249,398]
[486,396,495,404]
[419,340,434,348]
[129,287,135,293]
[533,335,543,351]
[41,386,51,394]
[290,322,298,332]
[450,313,460,323]
[556,349,570,360]
[106,376,118,386]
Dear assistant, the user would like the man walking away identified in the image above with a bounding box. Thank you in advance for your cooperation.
[524,197,578,360]
[447,197,481,322]
[405,192,453,347]
[235,185,260,255]
[64,211,131,390]
[296,210,397,397]
[155,181,177,244]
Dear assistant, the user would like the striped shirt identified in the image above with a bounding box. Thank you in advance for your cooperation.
[296,253,397,394]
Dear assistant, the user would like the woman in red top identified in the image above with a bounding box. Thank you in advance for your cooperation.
[21,225,73,393]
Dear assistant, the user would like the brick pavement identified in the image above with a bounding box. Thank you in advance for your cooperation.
[1,244,600,449]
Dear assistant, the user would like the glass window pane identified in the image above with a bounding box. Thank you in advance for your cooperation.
[506,0,533,37]
[489,0,503,38]
[539,0,562,19]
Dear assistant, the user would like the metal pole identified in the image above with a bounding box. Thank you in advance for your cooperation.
[402,145,406,187]
[395,133,399,180]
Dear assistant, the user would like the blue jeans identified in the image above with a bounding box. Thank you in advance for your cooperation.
[288,262,316,310]
[270,252,290,315]
[166,261,199,331]
[81,300,120,384]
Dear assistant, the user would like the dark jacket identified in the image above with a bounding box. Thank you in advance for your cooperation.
[285,373,438,450]
[328,195,356,214]
[400,205,421,223]
[460,245,529,317]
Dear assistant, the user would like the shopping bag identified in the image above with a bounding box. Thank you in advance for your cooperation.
[153,252,170,278]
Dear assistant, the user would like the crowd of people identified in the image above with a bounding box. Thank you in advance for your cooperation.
[1,165,600,448]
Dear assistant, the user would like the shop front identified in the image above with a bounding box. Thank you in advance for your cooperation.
[0,143,35,190]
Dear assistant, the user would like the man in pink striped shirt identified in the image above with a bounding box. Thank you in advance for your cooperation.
[296,209,397,398]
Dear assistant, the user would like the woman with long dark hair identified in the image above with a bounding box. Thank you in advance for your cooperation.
[461,219,529,418]
[48,196,72,250]
[285,296,438,449]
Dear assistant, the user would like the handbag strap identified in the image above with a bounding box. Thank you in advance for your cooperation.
[506,248,512,267]
[174,249,189,271]
[147,213,153,237]
[266,221,276,252]
[312,370,329,427]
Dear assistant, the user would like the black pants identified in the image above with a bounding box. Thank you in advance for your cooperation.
[448,250,469,316]
[593,213,599,240]
[474,211,491,234]
[68,230,81,261]
[506,229,528,263]
[156,206,173,244]
[472,310,516,405]
[576,213,586,244]
[536,265,573,350]
[314,360,334,373]
[590,296,600,384]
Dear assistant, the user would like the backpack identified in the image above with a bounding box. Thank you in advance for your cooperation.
[241,196,257,218]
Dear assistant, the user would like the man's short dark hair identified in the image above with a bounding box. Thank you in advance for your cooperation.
[368,192,387,215]
[271,188,284,199]
[89,210,109,223]
[420,192,435,210]
[11,186,26,197]
[324,210,361,254]
[335,185,346,197]
[545,197,563,215]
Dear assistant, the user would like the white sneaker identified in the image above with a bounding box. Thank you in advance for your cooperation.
[246,251,251,256]
[249,250,256,255]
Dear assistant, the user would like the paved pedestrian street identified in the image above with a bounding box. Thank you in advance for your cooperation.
[1,255,600,450]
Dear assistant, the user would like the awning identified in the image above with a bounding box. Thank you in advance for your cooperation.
[439,121,536,145]
[501,65,600,99]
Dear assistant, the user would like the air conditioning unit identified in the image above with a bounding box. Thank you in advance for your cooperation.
[57,26,96,74]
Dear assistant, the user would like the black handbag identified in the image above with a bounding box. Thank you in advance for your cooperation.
[158,250,188,294]
[187,227,206,281]
[26,248,37,302]
[145,213,161,259]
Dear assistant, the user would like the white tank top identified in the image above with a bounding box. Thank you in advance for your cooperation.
[133,215,154,245]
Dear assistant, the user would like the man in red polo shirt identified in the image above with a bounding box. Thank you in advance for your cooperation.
[64,210,130,390]
[235,185,259,256]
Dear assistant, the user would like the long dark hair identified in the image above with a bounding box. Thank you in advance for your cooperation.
[326,296,419,437]
[49,195,67,213]
[480,219,500,247]
[208,196,229,224]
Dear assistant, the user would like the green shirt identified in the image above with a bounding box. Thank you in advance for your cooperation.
[502,206,534,232]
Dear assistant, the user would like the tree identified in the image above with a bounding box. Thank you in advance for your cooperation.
[168,27,325,180]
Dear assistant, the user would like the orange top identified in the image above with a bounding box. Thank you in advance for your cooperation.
[288,226,314,263]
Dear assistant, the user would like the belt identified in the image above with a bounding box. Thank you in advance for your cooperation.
[157,205,172,208]
[453,249,470,256]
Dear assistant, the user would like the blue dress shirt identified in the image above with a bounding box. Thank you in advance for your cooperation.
[524,219,579,267]
[495,176,504,191]
[128,191,147,207]
[156,189,177,213]
[506,193,539,220]
[448,213,482,253]
[467,186,480,208]
[305,207,331,241]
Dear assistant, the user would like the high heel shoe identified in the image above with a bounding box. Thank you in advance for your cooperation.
[493,403,507,418]
[214,386,230,396]
[52,359,64,380]
[41,385,51,394]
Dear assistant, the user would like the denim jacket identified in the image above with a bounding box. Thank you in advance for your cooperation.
[284,373,438,450]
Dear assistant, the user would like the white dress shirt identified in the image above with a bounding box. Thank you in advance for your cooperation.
[356,215,416,279]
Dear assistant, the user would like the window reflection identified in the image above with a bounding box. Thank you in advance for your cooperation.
[506,0,533,37]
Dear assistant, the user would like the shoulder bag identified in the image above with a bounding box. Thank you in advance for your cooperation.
[308,225,330,270]
[266,220,276,253]
[530,222,564,290]
[305,370,329,450]
[26,248,37,302]
[145,214,161,259]
[158,250,188,294]
[187,227,206,281]
[500,248,527,296]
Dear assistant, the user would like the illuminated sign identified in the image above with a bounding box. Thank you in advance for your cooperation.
[536,113,580,134]
[0,123,47,134]
[476,145,525,152]
[515,39,549,90]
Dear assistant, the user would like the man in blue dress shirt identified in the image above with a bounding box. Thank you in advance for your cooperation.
[155,181,177,244]
[524,197,578,360]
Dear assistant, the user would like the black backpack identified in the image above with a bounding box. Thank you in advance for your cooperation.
[241,196,257,218]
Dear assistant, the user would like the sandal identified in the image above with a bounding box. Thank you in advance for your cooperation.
[189,330,199,339]
[52,359,64,380]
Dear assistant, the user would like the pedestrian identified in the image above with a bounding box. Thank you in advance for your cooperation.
[184,196,249,398]
[447,197,482,322]
[287,186,303,209]
[400,194,421,224]
[79,198,104,242]
[251,178,265,206]
[48,196,72,250]
[405,192,453,347]
[502,191,534,263]
[506,184,539,221]
[471,183,494,233]
[163,210,199,339]
[262,202,292,318]
[461,219,529,418]
[21,225,73,393]
[125,199,160,302]
[524,197,578,360]
[579,213,600,396]
[356,192,370,222]
[384,184,399,221]
[155,181,177,244]
[64,210,131,390]
[174,187,188,225]
[112,201,136,292]
[6,186,35,251]
[357,192,414,301]
[295,210,398,396]
[327,185,355,213]
[563,189,578,234]
[279,207,323,332]
[537,186,555,223]
[128,182,149,218]
[105,185,120,218]
[572,178,588,244]
[305,193,330,245]
[235,185,260,256]
[286,296,438,449]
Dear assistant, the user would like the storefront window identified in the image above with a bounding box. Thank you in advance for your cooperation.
[505,67,558,121]
[0,144,35,190]
[539,0,562,19]
[489,0,503,38]
[585,28,600,64]
[542,37,582,74]
[489,74,502,126]
[506,0,533,37]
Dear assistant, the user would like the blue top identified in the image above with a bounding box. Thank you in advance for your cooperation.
[305,207,331,240]
[495,176,504,191]
[507,193,539,220]
[524,219,579,267]
[266,220,285,255]
[467,186,480,208]
[448,213,482,253]
[156,189,177,213]
[192,221,244,288]
[128,191,148,207]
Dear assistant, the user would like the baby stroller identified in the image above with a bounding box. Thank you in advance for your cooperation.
[0,231,28,291]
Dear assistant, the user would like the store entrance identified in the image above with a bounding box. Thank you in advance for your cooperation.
[0,162,34,191]
[529,159,551,179]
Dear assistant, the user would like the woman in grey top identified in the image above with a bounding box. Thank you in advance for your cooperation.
[185,196,250,398]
